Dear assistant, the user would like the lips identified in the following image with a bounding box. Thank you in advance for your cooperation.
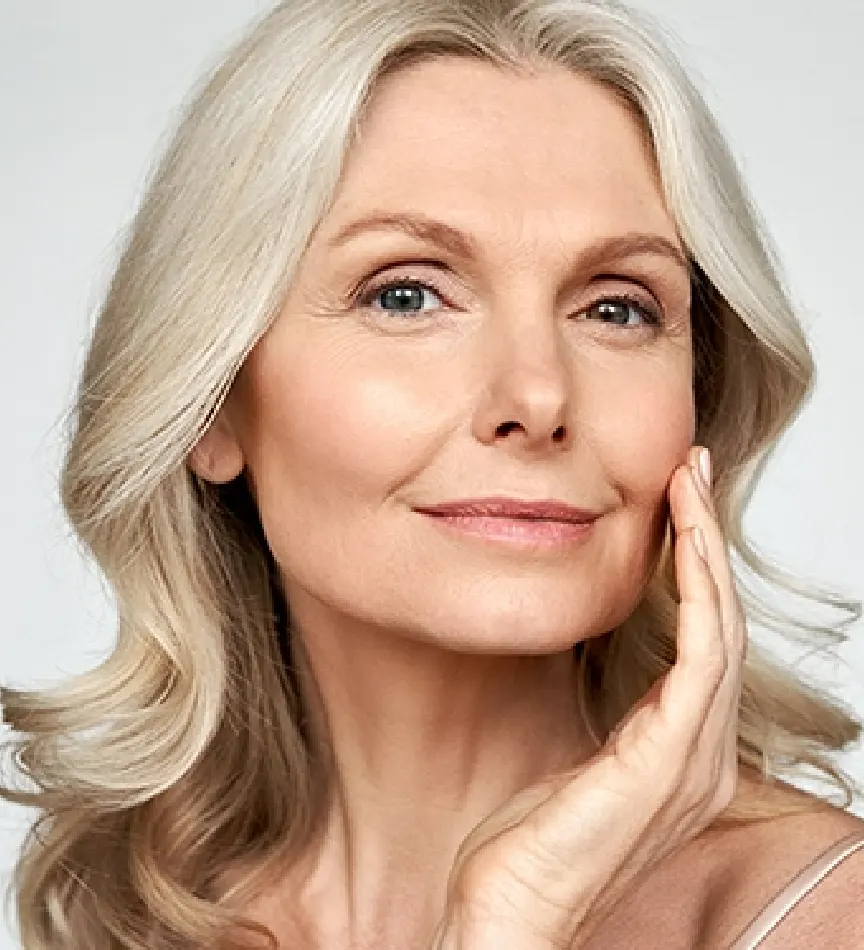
[412,497,600,523]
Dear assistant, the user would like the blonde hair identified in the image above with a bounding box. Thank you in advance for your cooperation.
[2,0,862,946]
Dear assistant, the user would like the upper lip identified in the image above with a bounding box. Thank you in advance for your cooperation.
[413,497,601,522]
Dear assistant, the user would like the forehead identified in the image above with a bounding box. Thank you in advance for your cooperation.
[325,57,678,252]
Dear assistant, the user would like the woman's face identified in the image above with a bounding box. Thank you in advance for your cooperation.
[197,59,695,654]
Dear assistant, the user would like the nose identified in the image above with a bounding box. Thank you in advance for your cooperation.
[472,317,573,456]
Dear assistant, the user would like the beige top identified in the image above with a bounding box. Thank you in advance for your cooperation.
[728,831,864,948]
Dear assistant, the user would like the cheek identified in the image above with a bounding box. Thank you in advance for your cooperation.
[592,380,695,499]
[235,328,442,513]
[574,358,694,595]
[604,366,693,585]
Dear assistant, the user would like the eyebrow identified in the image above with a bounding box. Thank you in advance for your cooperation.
[325,210,691,274]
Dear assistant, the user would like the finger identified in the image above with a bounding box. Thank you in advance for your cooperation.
[677,455,748,773]
[669,468,742,797]
[670,465,731,640]
[671,452,746,663]
[649,521,727,759]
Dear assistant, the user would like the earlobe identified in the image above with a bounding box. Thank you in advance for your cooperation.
[186,414,245,485]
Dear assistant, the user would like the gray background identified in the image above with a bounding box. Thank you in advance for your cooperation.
[1,1,862,945]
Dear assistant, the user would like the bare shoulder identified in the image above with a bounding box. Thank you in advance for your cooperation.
[699,794,864,949]
[581,783,864,950]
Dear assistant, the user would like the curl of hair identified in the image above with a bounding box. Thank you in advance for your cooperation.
[2,1,861,947]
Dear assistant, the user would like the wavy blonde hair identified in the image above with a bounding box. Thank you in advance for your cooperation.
[2,0,862,947]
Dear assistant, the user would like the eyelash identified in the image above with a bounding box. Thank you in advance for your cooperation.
[352,274,663,330]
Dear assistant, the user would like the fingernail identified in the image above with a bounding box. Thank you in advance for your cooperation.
[699,448,712,489]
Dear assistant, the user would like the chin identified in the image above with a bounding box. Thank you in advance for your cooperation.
[410,603,623,657]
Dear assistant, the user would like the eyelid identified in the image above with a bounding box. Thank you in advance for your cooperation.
[592,272,663,306]
[350,260,455,293]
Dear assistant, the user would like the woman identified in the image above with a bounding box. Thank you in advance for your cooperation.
[2,0,863,947]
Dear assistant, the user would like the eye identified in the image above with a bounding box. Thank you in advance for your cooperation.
[581,295,662,329]
[356,278,445,317]
[351,275,664,330]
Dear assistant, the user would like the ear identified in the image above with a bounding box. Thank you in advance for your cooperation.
[187,410,245,484]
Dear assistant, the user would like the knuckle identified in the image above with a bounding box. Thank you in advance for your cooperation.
[703,643,728,683]
[662,751,690,795]
[451,850,501,906]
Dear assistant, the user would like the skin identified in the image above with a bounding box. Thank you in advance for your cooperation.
[190,59,732,947]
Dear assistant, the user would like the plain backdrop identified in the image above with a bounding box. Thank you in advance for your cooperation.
[1,1,862,946]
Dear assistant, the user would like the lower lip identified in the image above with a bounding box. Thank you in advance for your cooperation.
[418,514,596,549]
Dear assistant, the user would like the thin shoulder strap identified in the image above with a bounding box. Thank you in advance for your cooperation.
[728,830,864,949]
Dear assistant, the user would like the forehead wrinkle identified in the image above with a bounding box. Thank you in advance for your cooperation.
[324,209,692,279]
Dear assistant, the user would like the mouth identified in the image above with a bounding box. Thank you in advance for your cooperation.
[415,510,598,549]
[412,497,601,523]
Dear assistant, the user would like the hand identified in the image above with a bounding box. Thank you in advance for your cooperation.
[429,446,746,950]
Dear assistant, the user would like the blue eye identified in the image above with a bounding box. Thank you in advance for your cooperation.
[359,279,444,317]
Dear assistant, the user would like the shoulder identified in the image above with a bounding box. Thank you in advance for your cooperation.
[751,807,864,949]
[701,797,864,949]
[581,782,864,950]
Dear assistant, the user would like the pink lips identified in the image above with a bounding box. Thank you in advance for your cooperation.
[413,497,600,549]
[413,497,600,522]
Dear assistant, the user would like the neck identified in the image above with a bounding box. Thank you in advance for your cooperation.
[287,587,601,948]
